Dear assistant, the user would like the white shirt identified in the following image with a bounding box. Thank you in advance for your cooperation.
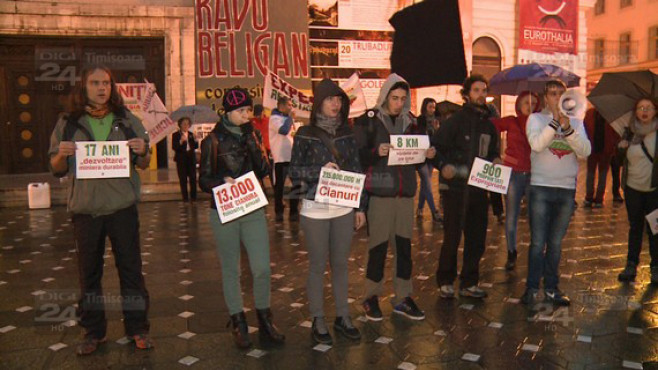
[526,110,591,189]
[626,131,656,192]
[269,113,294,163]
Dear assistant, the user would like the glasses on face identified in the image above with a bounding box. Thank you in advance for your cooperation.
[637,106,656,112]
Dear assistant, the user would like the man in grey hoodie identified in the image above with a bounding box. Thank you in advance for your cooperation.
[354,74,436,321]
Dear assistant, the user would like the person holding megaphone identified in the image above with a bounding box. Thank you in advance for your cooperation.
[521,80,591,307]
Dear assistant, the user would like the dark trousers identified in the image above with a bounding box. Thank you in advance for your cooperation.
[437,188,488,287]
[176,157,197,201]
[610,155,623,198]
[274,162,299,215]
[489,192,504,217]
[624,186,658,268]
[585,153,611,203]
[72,205,150,339]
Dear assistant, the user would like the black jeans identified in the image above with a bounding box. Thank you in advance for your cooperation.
[624,186,658,267]
[176,156,197,201]
[489,192,504,217]
[274,162,299,215]
[72,205,150,339]
[437,188,489,287]
[610,155,622,197]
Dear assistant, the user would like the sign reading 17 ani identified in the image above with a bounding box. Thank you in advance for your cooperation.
[75,141,131,179]
[388,135,430,166]
[314,168,366,209]
[213,171,268,224]
[467,158,512,194]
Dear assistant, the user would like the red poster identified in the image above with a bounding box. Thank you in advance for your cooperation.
[519,0,578,55]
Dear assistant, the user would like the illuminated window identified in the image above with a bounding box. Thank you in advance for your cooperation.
[619,33,631,64]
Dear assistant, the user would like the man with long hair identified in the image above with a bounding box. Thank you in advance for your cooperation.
[48,65,153,355]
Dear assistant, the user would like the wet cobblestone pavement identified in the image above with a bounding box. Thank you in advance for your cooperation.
[1,187,658,369]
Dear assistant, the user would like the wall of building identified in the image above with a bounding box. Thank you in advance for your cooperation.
[586,0,658,84]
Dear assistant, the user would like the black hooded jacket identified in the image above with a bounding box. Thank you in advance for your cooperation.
[289,79,366,211]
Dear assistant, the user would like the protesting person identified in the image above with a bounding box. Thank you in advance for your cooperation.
[290,79,366,344]
[172,117,198,202]
[199,88,284,349]
[492,91,541,270]
[354,73,435,321]
[416,97,441,222]
[616,98,658,284]
[432,74,501,299]
[521,81,591,306]
[48,65,153,355]
[583,108,619,208]
[269,97,300,222]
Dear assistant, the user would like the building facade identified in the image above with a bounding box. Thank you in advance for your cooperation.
[586,0,658,89]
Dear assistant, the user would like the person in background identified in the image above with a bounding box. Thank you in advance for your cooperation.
[290,79,367,344]
[521,80,591,307]
[583,108,620,208]
[172,117,198,202]
[269,97,300,222]
[616,98,658,285]
[48,65,153,355]
[416,97,441,222]
[251,104,273,187]
[432,74,501,300]
[199,88,284,349]
[492,91,541,270]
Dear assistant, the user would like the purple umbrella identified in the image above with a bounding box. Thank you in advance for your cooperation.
[489,63,581,96]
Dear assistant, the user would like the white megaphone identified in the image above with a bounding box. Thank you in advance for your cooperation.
[559,89,586,119]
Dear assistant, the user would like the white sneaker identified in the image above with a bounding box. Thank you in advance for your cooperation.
[438,285,455,299]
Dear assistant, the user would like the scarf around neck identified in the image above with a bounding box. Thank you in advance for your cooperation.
[85,104,111,119]
[315,113,340,136]
[631,118,658,145]
[221,115,243,137]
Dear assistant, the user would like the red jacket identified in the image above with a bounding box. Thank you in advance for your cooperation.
[584,108,620,157]
[492,91,540,172]
[251,116,270,151]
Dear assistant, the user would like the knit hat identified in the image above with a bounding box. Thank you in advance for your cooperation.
[222,88,253,113]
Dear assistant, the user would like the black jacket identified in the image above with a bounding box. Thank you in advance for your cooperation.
[354,110,421,198]
[172,130,198,163]
[431,103,500,191]
[199,117,270,209]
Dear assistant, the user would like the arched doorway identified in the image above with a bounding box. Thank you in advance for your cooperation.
[472,37,502,115]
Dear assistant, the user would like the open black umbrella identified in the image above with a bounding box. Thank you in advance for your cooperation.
[389,0,467,88]
[587,70,658,128]
[170,105,219,124]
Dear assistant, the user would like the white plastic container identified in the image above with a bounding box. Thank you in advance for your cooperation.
[28,182,51,209]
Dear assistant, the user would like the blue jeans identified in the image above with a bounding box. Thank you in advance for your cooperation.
[527,185,575,291]
[417,163,437,214]
[505,171,530,253]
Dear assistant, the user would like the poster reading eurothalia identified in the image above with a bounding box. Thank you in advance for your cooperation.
[195,0,312,114]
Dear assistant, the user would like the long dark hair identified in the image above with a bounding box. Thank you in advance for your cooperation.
[420,98,436,117]
[70,65,125,116]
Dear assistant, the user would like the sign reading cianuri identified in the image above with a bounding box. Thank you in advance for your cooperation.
[213,171,268,224]
[314,168,366,209]
[75,141,130,179]
[467,157,512,194]
[388,135,430,166]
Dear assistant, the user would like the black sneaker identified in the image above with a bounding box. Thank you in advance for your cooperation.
[520,289,538,305]
[505,250,517,271]
[544,289,571,306]
[362,295,383,321]
[311,317,333,345]
[334,316,361,340]
[393,297,425,320]
[275,213,284,222]
[613,195,624,203]
[289,212,300,222]
[618,263,637,282]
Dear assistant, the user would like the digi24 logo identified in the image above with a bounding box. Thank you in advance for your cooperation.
[34,290,78,326]
[34,46,80,87]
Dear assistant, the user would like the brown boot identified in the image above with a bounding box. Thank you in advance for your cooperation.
[256,308,285,344]
[227,312,252,349]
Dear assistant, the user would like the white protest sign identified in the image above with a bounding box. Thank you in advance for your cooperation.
[387,135,430,166]
[75,141,131,179]
[213,171,268,224]
[262,70,313,118]
[467,157,512,194]
[314,168,366,209]
[645,208,658,235]
[116,82,176,146]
